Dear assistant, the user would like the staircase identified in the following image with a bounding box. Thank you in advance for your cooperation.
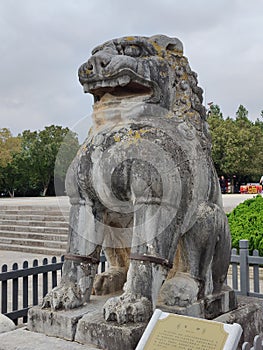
[0,203,70,256]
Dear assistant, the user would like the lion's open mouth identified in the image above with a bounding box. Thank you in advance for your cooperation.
[83,80,152,103]
[80,70,157,103]
[91,82,152,102]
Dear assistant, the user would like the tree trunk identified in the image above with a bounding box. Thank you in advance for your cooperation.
[42,185,48,196]
[8,190,14,198]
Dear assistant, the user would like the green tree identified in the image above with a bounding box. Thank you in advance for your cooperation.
[236,104,249,122]
[207,105,226,175]
[0,129,22,197]
[207,104,263,184]
[20,125,79,196]
[0,128,21,167]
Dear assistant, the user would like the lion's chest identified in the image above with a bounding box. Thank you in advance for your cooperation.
[77,122,207,211]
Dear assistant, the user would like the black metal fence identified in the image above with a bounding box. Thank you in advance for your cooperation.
[1,240,263,325]
[0,254,106,324]
[0,257,64,324]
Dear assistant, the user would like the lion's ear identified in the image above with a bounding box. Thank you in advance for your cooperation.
[150,35,184,55]
[166,42,182,53]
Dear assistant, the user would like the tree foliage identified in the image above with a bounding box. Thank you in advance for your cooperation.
[0,129,22,197]
[227,195,263,254]
[0,128,21,167]
[207,104,263,183]
[0,126,79,197]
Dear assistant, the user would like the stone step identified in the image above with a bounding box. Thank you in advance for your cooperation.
[0,236,67,250]
[0,209,69,216]
[0,225,68,234]
[0,231,68,241]
[0,214,69,222]
[0,201,70,255]
[0,219,69,228]
[0,243,65,256]
[0,205,69,211]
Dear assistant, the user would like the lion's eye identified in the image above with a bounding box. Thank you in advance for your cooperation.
[123,45,142,57]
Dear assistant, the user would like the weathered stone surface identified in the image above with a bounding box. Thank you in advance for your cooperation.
[204,286,237,319]
[75,312,147,350]
[42,34,233,325]
[29,295,146,350]
[0,313,16,334]
[0,328,101,350]
[28,296,107,340]
[215,296,263,349]
[26,296,262,350]
[158,286,237,319]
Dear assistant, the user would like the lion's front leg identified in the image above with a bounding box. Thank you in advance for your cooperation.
[103,201,175,323]
[42,262,98,310]
[42,200,104,310]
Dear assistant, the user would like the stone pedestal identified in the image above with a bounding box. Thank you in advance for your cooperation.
[28,295,147,350]
[28,302,98,341]
[157,285,237,319]
[27,291,263,350]
[215,295,263,349]
[75,313,147,350]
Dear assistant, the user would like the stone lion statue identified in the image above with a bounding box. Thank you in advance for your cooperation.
[42,34,231,324]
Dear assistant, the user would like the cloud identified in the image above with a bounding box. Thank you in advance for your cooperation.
[0,0,262,138]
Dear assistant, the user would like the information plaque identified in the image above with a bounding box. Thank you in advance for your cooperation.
[136,309,242,350]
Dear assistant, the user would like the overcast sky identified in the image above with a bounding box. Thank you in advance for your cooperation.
[1,0,263,141]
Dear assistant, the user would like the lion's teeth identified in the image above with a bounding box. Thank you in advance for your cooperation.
[119,76,131,87]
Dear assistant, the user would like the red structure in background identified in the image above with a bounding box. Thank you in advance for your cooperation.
[240,183,262,194]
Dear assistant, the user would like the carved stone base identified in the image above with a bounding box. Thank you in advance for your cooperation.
[28,295,147,350]
[28,295,109,341]
[27,288,237,350]
[157,286,237,319]
[75,313,147,350]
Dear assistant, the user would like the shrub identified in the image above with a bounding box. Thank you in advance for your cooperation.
[227,195,263,254]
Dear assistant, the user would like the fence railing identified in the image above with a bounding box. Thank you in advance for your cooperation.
[0,253,106,324]
[1,240,263,325]
[0,256,64,324]
[230,239,263,298]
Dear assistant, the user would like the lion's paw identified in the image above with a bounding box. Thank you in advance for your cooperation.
[41,283,85,311]
[103,293,152,324]
[160,273,199,307]
[93,267,127,295]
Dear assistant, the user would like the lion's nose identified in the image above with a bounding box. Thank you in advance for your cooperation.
[86,52,112,75]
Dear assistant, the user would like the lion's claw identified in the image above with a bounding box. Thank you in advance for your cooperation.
[103,293,152,324]
[42,284,85,311]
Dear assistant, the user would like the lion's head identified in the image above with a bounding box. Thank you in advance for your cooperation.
[78,34,207,136]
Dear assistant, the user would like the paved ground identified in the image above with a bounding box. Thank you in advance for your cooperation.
[222,193,261,213]
[0,195,70,208]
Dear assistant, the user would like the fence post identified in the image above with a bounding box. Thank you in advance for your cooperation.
[32,259,39,305]
[231,248,238,290]
[22,261,29,323]
[12,263,19,325]
[1,264,8,314]
[253,250,260,293]
[239,239,249,296]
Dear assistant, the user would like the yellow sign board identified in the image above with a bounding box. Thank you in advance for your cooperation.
[143,314,228,350]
